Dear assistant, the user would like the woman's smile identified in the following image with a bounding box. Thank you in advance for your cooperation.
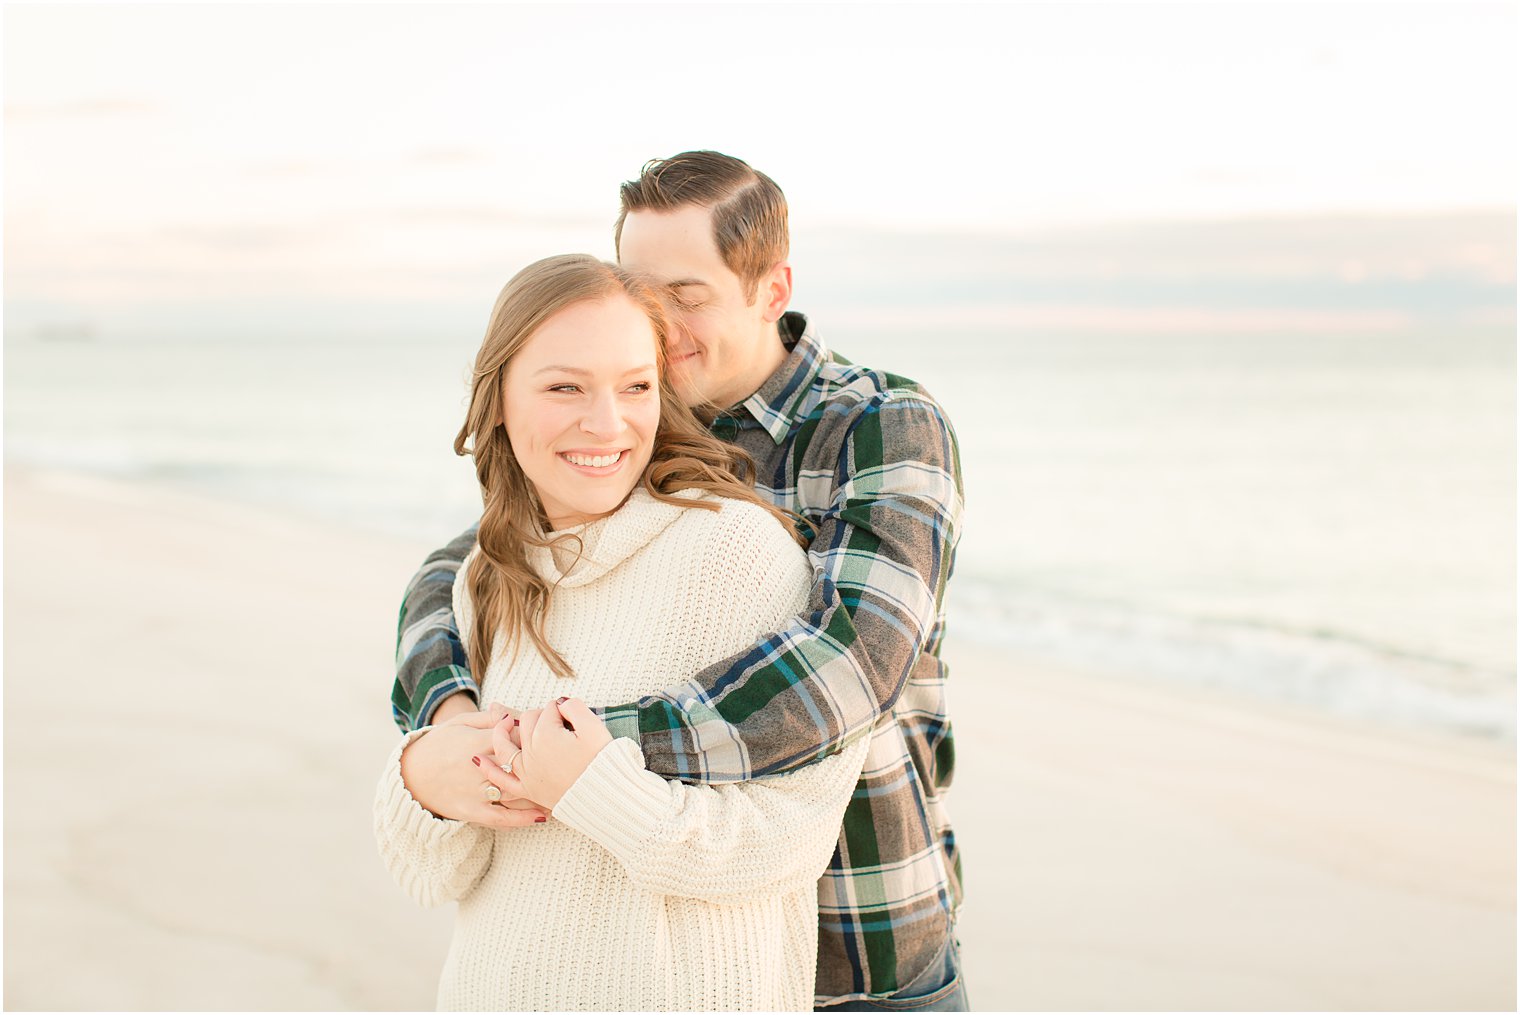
[558,449,629,472]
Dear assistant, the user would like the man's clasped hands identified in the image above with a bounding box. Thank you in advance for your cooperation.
[398,696,615,828]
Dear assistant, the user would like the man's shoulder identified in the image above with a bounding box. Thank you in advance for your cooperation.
[800,347,957,439]
[769,317,960,481]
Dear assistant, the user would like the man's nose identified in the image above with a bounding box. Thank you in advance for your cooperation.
[666,316,694,349]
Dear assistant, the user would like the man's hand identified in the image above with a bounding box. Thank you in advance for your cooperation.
[431,691,482,726]
[399,704,548,828]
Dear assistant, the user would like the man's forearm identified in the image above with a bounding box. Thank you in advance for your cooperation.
[392,524,481,732]
[601,395,963,783]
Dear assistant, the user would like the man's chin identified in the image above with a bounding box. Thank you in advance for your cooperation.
[670,375,709,410]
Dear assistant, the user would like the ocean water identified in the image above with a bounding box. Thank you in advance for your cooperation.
[852,324,1515,740]
[6,217,1515,739]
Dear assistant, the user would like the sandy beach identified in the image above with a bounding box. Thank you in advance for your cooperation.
[3,466,1514,1011]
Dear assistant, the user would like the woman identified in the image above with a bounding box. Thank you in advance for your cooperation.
[373,254,869,1012]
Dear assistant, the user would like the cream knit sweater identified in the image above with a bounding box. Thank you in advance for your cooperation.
[374,489,870,1012]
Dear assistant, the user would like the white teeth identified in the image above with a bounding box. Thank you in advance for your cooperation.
[563,452,622,468]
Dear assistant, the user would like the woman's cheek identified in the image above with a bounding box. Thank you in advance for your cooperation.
[634,401,661,442]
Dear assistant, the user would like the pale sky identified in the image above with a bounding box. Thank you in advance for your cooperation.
[3,2,1516,321]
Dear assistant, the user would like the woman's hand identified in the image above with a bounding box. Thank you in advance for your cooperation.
[472,710,544,814]
[399,704,550,828]
[506,698,614,810]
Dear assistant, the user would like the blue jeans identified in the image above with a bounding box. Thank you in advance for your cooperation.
[815,937,969,1012]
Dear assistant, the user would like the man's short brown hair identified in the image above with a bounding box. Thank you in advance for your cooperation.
[614,151,789,303]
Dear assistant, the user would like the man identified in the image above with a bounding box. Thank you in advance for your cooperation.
[392,151,967,1011]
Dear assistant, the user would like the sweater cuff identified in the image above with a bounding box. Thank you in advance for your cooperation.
[553,738,668,861]
[375,727,475,848]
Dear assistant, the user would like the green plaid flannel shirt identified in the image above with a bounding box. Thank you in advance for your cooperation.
[392,313,964,1002]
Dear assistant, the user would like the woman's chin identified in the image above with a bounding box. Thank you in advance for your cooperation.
[546,488,640,531]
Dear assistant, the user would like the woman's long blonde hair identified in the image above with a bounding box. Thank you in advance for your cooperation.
[455,253,802,679]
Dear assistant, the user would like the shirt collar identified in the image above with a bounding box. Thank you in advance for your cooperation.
[728,311,826,446]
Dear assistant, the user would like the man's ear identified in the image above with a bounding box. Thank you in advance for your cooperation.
[758,262,793,323]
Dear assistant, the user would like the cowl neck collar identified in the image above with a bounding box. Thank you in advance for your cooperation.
[526,487,702,588]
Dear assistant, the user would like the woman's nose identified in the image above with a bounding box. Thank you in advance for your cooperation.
[580,391,622,437]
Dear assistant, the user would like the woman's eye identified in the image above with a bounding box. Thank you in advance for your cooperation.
[548,384,580,394]
[626,382,653,393]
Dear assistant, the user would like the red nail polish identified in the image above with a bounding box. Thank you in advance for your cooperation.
[513,718,520,726]
[556,696,569,704]
[534,816,547,823]
[471,756,481,766]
